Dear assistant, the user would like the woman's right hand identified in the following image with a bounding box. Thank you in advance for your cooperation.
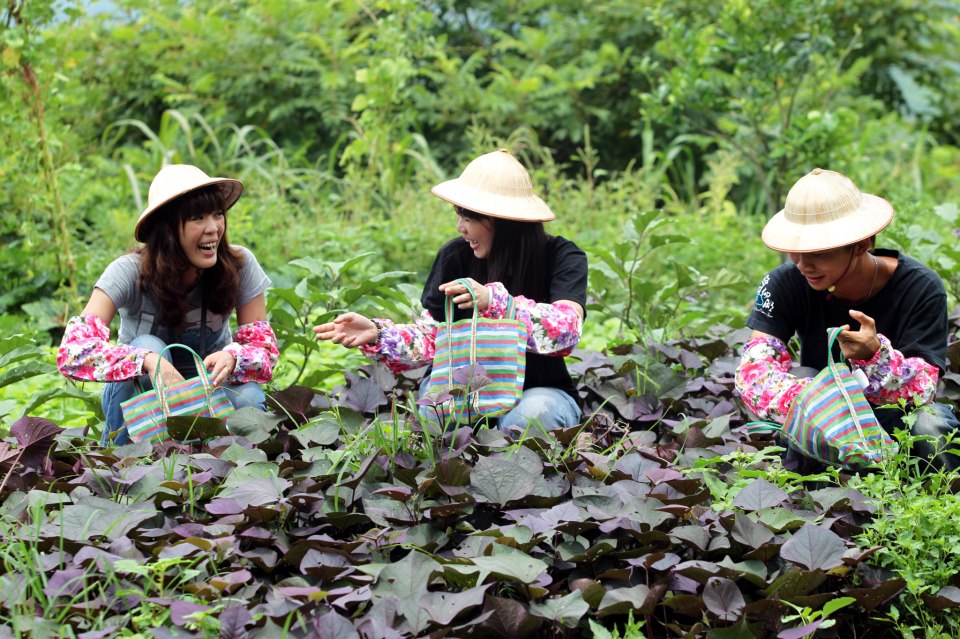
[313,312,377,348]
[143,352,185,386]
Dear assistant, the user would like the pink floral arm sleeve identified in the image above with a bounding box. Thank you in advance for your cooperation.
[57,314,153,382]
[222,320,279,384]
[735,336,812,424]
[359,310,438,374]
[849,333,939,405]
[481,282,582,356]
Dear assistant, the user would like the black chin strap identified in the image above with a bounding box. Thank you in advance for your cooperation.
[825,250,857,300]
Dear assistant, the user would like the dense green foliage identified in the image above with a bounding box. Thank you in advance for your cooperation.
[3,0,960,636]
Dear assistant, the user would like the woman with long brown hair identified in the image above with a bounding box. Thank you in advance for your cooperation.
[57,164,278,445]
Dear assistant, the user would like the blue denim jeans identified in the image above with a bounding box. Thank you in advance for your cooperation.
[101,334,265,445]
[418,377,581,432]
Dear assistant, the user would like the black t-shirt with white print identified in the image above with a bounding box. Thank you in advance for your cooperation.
[746,249,948,373]
[421,235,588,400]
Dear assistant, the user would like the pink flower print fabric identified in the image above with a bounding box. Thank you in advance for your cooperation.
[481,282,583,356]
[57,314,153,382]
[222,320,279,384]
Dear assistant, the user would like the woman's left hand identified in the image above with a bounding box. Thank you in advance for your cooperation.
[439,278,490,311]
[837,309,881,360]
[204,351,237,386]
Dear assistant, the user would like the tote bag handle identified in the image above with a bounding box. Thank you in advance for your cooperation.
[150,344,216,417]
[443,278,517,388]
[825,326,870,443]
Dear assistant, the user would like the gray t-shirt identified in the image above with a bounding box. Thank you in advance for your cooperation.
[95,246,271,373]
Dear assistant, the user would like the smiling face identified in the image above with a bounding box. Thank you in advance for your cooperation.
[456,208,495,259]
[788,246,855,291]
[179,209,226,271]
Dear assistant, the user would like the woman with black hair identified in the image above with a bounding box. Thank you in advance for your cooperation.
[57,164,278,445]
[314,149,587,430]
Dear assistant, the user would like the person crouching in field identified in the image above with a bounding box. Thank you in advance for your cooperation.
[57,164,278,445]
[735,168,959,471]
[314,148,587,431]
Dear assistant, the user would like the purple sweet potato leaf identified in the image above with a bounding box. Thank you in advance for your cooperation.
[732,478,789,511]
[702,576,745,621]
[529,591,589,628]
[469,456,540,504]
[313,610,360,639]
[419,585,489,625]
[11,416,61,448]
[842,578,905,611]
[41,499,156,541]
[219,477,291,508]
[339,372,387,414]
[267,385,325,423]
[730,512,775,549]
[480,596,543,637]
[922,586,960,612]
[218,606,252,639]
[43,569,86,598]
[205,498,244,515]
[0,442,20,465]
[170,600,210,626]
[780,523,846,571]
[596,585,653,616]
[10,416,61,469]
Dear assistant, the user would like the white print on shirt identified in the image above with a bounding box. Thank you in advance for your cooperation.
[754,274,775,318]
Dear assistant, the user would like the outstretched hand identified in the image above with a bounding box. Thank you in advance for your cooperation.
[439,278,490,311]
[313,312,377,348]
[837,309,881,360]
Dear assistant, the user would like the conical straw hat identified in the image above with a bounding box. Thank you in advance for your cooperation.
[135,164,243,242]
[431,148,555,222]
[761,168,893,252]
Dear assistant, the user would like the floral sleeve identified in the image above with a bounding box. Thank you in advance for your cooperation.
[481,282,582,356]
[735,336,812,424]
[849,333,938,405]
[222,320,279,384]
[56,314,153,382]
[359,310,438,374]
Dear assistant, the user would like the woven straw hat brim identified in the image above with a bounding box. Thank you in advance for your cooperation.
[134,175,243,242]
[761,192,893,253]
[431,179,555,222]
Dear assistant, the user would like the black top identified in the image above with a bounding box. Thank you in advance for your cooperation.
[421,236,588,400]
[746,249,948,372]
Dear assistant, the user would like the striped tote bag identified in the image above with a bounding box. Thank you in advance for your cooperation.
[420,279,528,425]
[778,327,897,469]
[121,344,234,443]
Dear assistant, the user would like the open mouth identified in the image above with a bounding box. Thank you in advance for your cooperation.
[199,242,217,252]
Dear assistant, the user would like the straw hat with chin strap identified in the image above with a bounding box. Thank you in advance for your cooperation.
[761,168,894,253]
[134,164,243,242]
[431,148,555,222]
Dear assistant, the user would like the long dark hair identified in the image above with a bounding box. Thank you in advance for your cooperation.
[458,207,549,300]
[136,185,244,327]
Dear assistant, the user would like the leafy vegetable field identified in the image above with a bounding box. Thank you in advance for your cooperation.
[3,326,960,638]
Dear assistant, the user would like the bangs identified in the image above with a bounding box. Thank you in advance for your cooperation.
[176,185,227,223]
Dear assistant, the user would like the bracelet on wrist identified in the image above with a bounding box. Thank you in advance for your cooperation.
[371,319,385,346]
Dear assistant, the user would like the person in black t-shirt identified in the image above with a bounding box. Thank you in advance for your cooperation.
[736,168,959,471]
[314,149,587,431]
